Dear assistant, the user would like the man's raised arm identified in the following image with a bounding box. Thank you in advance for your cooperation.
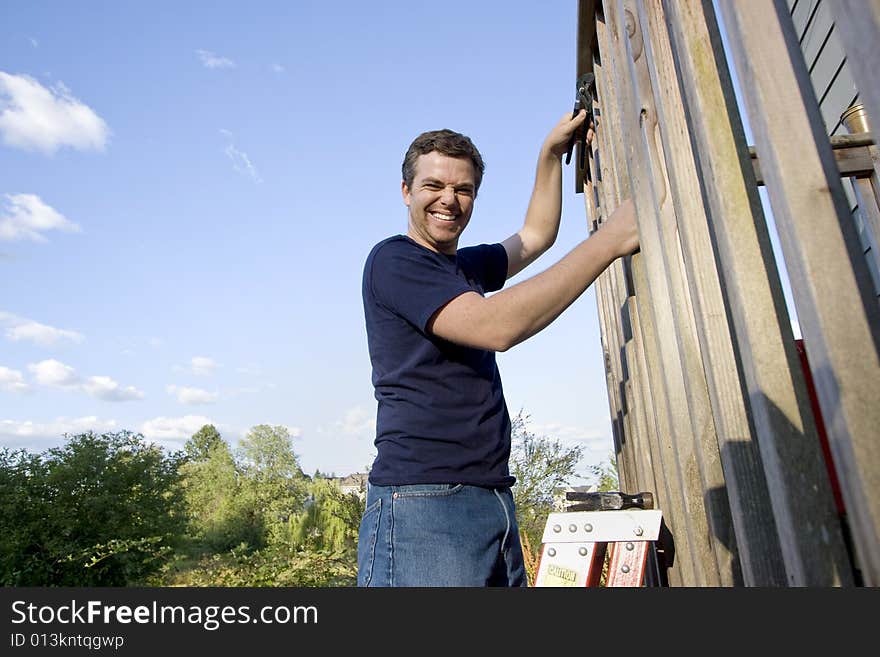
[501,109,591,279]
[429,198,638,352]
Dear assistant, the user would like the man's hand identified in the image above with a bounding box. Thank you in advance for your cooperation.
[544,109,593,160]
[600,198,640,258]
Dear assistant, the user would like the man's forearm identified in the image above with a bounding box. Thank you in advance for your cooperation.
[430,226,622,352]
[520,146,564,252]
[487,226,617,350]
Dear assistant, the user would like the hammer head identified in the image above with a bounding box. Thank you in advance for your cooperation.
[564,491,654,512]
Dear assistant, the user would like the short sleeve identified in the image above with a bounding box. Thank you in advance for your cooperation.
[457,243,508,293]
[368,241,475,332]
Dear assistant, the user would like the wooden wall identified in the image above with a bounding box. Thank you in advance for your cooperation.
[578,0,880,586]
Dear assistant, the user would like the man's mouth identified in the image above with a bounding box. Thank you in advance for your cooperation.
[429,211,457,222]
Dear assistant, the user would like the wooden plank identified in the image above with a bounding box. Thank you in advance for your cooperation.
[636,0,791,586]
[718,0,880,586]
[593,11,697,586]
[593,136,652,497]
[603,0,729,586]
[623,0,746,586]
[579,2,645,497]
[598,261,633,493]
[586,117,637,493]
[576,0,600,195]
[596,268,629,492]
[664,0,854,585]
[582,30,639,495]
[829,1,880,174]
[595,72,670,549]
[591,121,636,494]
[577,0,600,79]
[595,10,675,579]
[750,143,877,185]
[592,60,660,506]
[853,177,880,296]
[624,296,677,583]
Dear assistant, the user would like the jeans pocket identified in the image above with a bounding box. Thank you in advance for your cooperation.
[393,483,465,498]
[357,497,382,586]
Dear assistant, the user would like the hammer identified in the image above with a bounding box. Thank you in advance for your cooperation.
[564,490,654,512]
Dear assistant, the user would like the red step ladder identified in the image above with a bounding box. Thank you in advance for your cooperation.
[534,493,663,587]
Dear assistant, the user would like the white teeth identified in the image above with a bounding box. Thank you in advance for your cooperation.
[430,212,455,221]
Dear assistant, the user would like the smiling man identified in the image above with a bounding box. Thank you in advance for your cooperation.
[358,110,639,587]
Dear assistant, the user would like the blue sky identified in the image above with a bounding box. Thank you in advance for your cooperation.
[1,1,621,480]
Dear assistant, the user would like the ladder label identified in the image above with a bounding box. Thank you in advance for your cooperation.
[544,564,579,586]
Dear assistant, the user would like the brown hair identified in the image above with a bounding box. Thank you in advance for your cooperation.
[401,129,485,193]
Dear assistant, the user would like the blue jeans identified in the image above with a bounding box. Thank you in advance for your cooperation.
[357,482,527,587]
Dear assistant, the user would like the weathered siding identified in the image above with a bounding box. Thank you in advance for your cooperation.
[787,0,880,296]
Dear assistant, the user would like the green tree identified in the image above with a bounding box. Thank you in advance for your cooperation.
[0,432,185,586]
[508,410,585,585]
[236,424,308,546]
[184,424,224,462]
[288,479,364,554]
[590,452,619,491]
[237,424,303,480]
[167,424,368,587]
[0,447,51,584]
[179,437,260,552]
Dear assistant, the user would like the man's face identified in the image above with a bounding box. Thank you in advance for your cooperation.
[402,151,476,255]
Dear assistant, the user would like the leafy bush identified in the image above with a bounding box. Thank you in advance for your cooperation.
[0,432,185,586]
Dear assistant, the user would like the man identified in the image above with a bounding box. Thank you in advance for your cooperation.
[358,109,638,586]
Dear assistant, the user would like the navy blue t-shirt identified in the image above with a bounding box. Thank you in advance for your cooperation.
[362,235,515,487]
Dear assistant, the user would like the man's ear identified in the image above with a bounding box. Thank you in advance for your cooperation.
[401,180,411,207]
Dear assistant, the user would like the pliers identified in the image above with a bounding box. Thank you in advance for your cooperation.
[564,73,597,181]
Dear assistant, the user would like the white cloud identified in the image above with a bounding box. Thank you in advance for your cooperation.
[0,72,110,153]
[271,63,285,73]
[196,50,235,69]
[8,320,83,345]
[0,310,84,346]
[0,193,81,243]
[332,405,376,436]
[28,358,79,387]
[29,37,39,48]
[191,356,216,376]
[173,356,217,376]
[141,415,215,441]
[224,143,263,183]
[0,416,118,444]
[83,375,144,401]
[166,384,218,405]
[525,421,612,480]
[530,422,604,445]
[27,358,143,401]
[0,366,29,393]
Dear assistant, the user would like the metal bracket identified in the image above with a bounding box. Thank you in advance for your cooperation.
[541,509,662,544]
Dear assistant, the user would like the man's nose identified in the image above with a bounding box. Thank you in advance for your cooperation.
[440,186,457,206]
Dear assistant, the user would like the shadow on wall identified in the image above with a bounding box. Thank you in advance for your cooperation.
[704,387,858,586]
